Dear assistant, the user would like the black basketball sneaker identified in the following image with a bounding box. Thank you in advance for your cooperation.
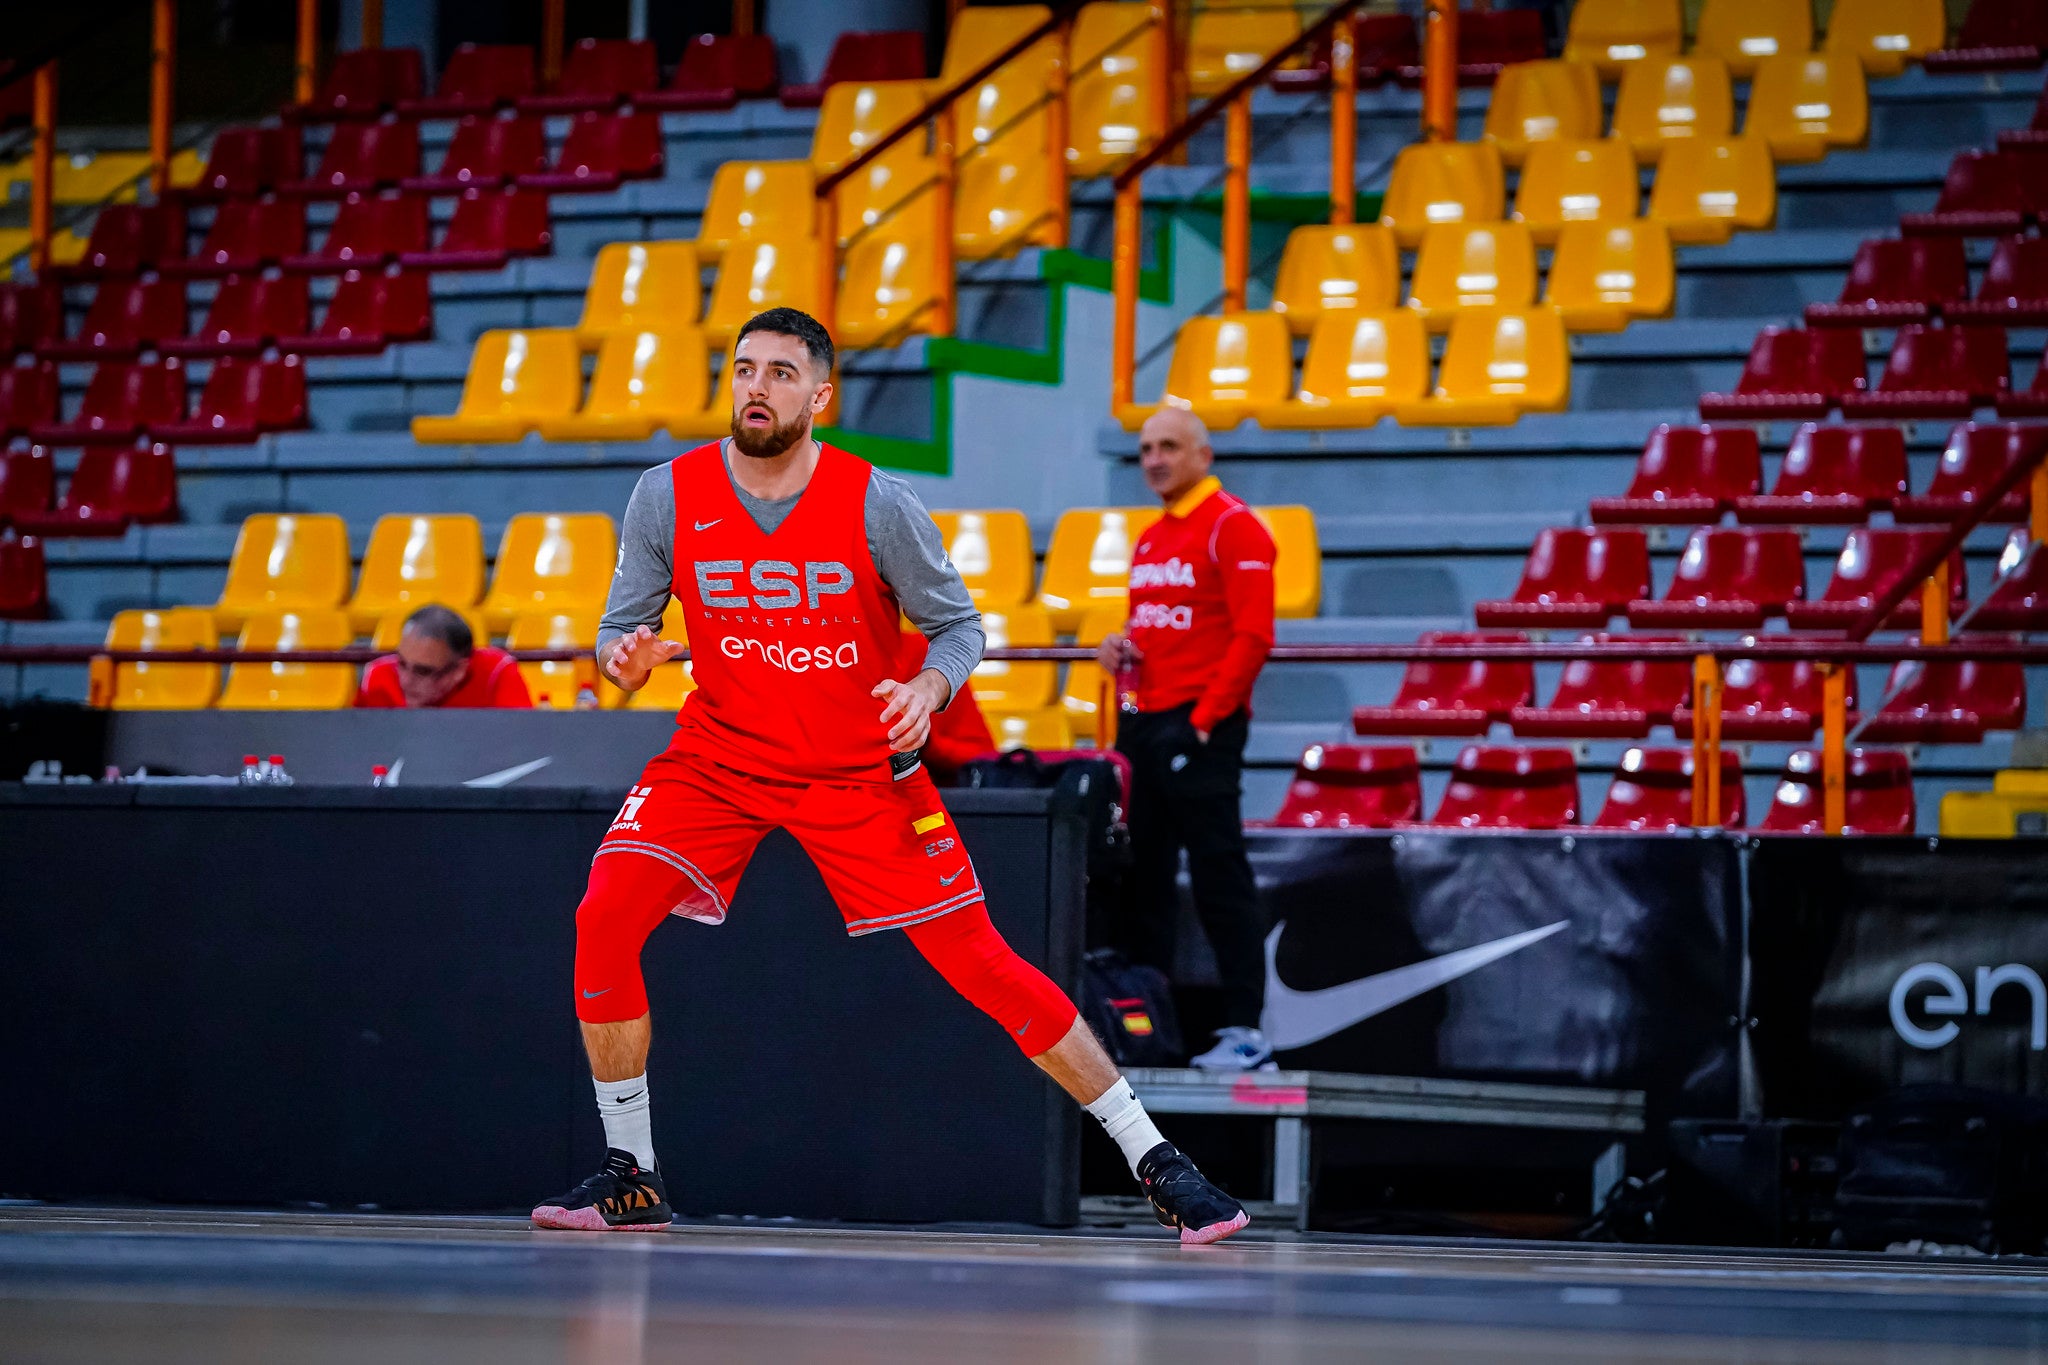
[531,1148,673,1232]
[1136,1142,1250,1245]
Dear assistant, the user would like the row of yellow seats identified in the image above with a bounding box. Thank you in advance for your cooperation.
[1566,0,1945,79]
[1487,53,1866,167]
[1939,770,2048,839]
[0,148,202,205]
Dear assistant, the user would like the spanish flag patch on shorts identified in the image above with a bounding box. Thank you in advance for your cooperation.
[911,812,947,836]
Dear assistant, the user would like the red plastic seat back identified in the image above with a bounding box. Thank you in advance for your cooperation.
[189,356,307,432]
[305,118,421,190]
[77,203,187,275]
[1876,655,2027,732]
[1720,655,1859,717]
[0,447,54,521]
[0,535,46,618]
[1761,748,1916,835]
[317,268,431,344]
[190,126,303,198]
[552,110,664,180]
[1664,529,1807,609]
[1773,424,1910,502]
[304,48,425,118]
[0,283,63,354]
[200,275,310,343]
[1838,237,1971,307]
[59,443,177,524]
[1513,527,1652,610]
[1540,634,1690,716]
[821,31,928,84]
[1978,236,2048,305]
[0,363,58,434]
[439,187,551,254]
[1935,152,2048,216]
[1355,14,1419,79]
[436,115,548,183]
[673,33,780,99]
[1459,9,1545,72]
[1955,0,2048,50]
[1270,744,1422,828]
[75,360,185,430]
[1624,425,1762,502]
[552,38,661,102]
[1922,422,2046,511]
[1874,325,2010,398]
[1737,327,1867,399]
[1391,630,1534,713]
[71,278,185,350]
[1591,746,1745,831]
[1810,527,1968,611]
[423,44,536,109]
[324,194,431,261]
[1432,745,1581,829]
[192,199,306,269]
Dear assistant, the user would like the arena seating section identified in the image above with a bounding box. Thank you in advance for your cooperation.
[4,0,2047,834]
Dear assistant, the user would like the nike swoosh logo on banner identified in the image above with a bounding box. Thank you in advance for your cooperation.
[695,519,722,532]
[464,756,554,788]
[1258,920,1569,1051]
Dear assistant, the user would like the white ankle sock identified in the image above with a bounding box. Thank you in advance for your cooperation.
[1083,1078,1168,1176]
[594,1074,655,1171]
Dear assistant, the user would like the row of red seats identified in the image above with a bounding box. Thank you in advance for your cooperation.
[1904,146,2048,236]
[5,271,431,361]
[1276,9,1547,93]
[288,111,660,198]
[0,445,177,537]
[0,359,303,447]
[1700,324,2048,419]
[1266,743,1917,835]
[1807,235,2048,327]
[0,534,45,618]
[1926,0,2048,73]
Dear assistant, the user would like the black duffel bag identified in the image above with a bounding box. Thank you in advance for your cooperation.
[1079,947,1184,1067]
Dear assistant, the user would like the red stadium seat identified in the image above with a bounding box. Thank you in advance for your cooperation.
[1626,528,1806,628]
[401,115,548,194]
[58,203,186,280]
[399,44,537,117]
[0,535,46,619]
[1923,0,2048,73]
[1856,652,2027,743]
[644,34,781,111]
[1999,86,2048,148]
[0,362,58,440]
[1474,527,1651,628]
[1901,152,2048,236]
[1698,326,1866,419]
[1674,653,1858,742]
[1758,748,1915,835]
[1804,237,1970,326]
[12,442,178,537]
[283,119,421,198]
[27,360,185,446]
[1784,528,1966,631]
[151,356,306,445]
[282,193,430,273]
[782,31,927,107]
[1351,630,1532,736]
[1264,744,1422,828]
[278,268,431,355]
[1449,8,1550,83]
[0,446,54,528]
[1948,236,2048,325]
[1508,635,1690,738]
[1428,745,1581,830]
[1973,530,2048,631]
[1735,423,1910,524]
[291,47,424,121]
[1893,422,2043,523]
[1351,14,1418,84]
[399,188,551,271]
[1589,424,1761,524]
[161,275,310,359]
[40,278,185,361]
[518,111,664,193]
[159,199,304,278]
[1589,747,1744,831]
[0,283,63,356]
[519,38,661,113]
[180,125,302,202]
[1839,325,2008,418]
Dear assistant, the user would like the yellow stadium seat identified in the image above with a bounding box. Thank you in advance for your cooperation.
[1694,0,1812,79]
[931,509,1036,608]
[1611,57,1734,162]
[947,5,1060,258]
[507,608,620,710]
[625,598,697,711]
[1998,770,2048,796]
[1408,222,1539,330]
[702,237,821,346]
[1068,1,1166,178]
[1118,311,1293,431]
[1270,223,1400,337]
[348,513,486,633]
[1395,306,1570,427]
[371,604,490,652]
[669,354,735,440]
[956,143,1057,259]
[1940,772,2048,838]
[1483,59,1603,165]
[1058,604,1128,741]
[971,604,1059,710]
[1744,54,1868,164]
[1255,310,1429,429]
[1187,5,1303,96]
[1824,0,1945,77]
[694,160,818,264]
[218,609,356,710]
[1563,0,1682,78]
[104,608,219,710]
[411,329,583,444]
[480,513,617,633]
[1253,504,1321,618]
[536,329,710,442]
[987,706,1073,751]
[837,200,941,348]
[813,81,935,243]
[574,242,702,349]
[1511,138,1640,245]
[214,513,352,633]
[1038,509,1159,630]
[1647,137,1776,245]
[1377,141,1505,249]
[1544,220,1675,331]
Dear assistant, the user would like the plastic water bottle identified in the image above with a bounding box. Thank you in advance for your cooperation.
[267,753,293,787]
[371,764,389,788]
[239,754,261,785]
[575,683,599,710]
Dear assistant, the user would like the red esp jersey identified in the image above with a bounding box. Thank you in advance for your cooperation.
[1126,476,1277,731]
[666,441,906,784]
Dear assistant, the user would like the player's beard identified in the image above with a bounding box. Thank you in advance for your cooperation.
[729,404,810,459]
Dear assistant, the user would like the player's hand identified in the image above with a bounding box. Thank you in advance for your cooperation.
[1097,632,1138,673]
[603,624,686,692]
[872,671,947,752]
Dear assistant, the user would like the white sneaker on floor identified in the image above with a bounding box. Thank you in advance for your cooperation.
[1189,1026,1276,1072]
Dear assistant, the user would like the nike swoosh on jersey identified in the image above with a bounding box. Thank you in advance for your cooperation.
[694,518,722,532]
[939,868,966,886]
[1258,920,1568,1050]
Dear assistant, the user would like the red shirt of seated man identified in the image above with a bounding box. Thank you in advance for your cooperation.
[357,607,533,709]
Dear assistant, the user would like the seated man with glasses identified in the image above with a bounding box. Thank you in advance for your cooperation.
[356,604,532,709]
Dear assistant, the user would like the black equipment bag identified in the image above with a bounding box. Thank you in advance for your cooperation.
[1079,947,1184,1067]
[1833,1084,2048,1254]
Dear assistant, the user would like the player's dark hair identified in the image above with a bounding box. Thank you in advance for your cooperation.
[737,307,836,377]
[403,603,474,656]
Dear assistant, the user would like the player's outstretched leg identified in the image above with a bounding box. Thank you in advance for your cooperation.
[904,906,1249,1245]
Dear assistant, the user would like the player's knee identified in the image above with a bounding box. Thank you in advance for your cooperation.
[572,854,667,1024]
[905,905,1078,1058]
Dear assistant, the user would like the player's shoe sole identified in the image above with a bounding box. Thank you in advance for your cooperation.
[529,1204,673,1232]
[1179,1208,1251,1246]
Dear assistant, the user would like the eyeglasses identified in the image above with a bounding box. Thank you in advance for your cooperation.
[393,654,464,682]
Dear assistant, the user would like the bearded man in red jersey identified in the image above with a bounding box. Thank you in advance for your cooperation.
[530,309,1247,1244]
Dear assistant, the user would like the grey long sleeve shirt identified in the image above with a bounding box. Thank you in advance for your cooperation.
[597,442,986,700]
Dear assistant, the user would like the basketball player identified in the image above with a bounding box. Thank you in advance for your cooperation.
[531,308,1248,1245]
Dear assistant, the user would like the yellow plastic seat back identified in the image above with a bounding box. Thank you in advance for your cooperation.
[1254,504,1321,618]
[1266,310,1429,421]
[956,141,1055,259]
[1396,307,1570,425]
[837,199,940,348]
[1612,57,1734,162]
[371,604,490,651]
[507,607,619,710]
[215,512,352,632]
[1038,508,1160,630]
[411,329,584,444]
[703,237,821,344]
[1562,0,1683,77]
[1187,6,1303,97]
[1058,603,1129,740]
[1378,142,1505,249]
[482,513,618,632]
[989,706,1072,751]
[1511,138,1639,244]
[946,4,1059,144]
[1544,220,1675,331]
[669,354,737,440]
[1409,222,1539,329]
[1824,0,1944,76]
[1068,2,1166,178]
[1648,136,1776,245]
[348,513,486,632]
[575,242,701,348]
[1744,54,1868,163]
[626,598,697,711]
[931,509,1035,607]
[105,607,219,710]
[812,81,935,242]
[218,609,356,710]
[1270,223,1399,336]
[695,161,818,263]
[1150,311,1294,427]
[1483,60,1603,165]
[538,329,711,441]
[1694,0,1812,79]
[972,603,1058,710]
